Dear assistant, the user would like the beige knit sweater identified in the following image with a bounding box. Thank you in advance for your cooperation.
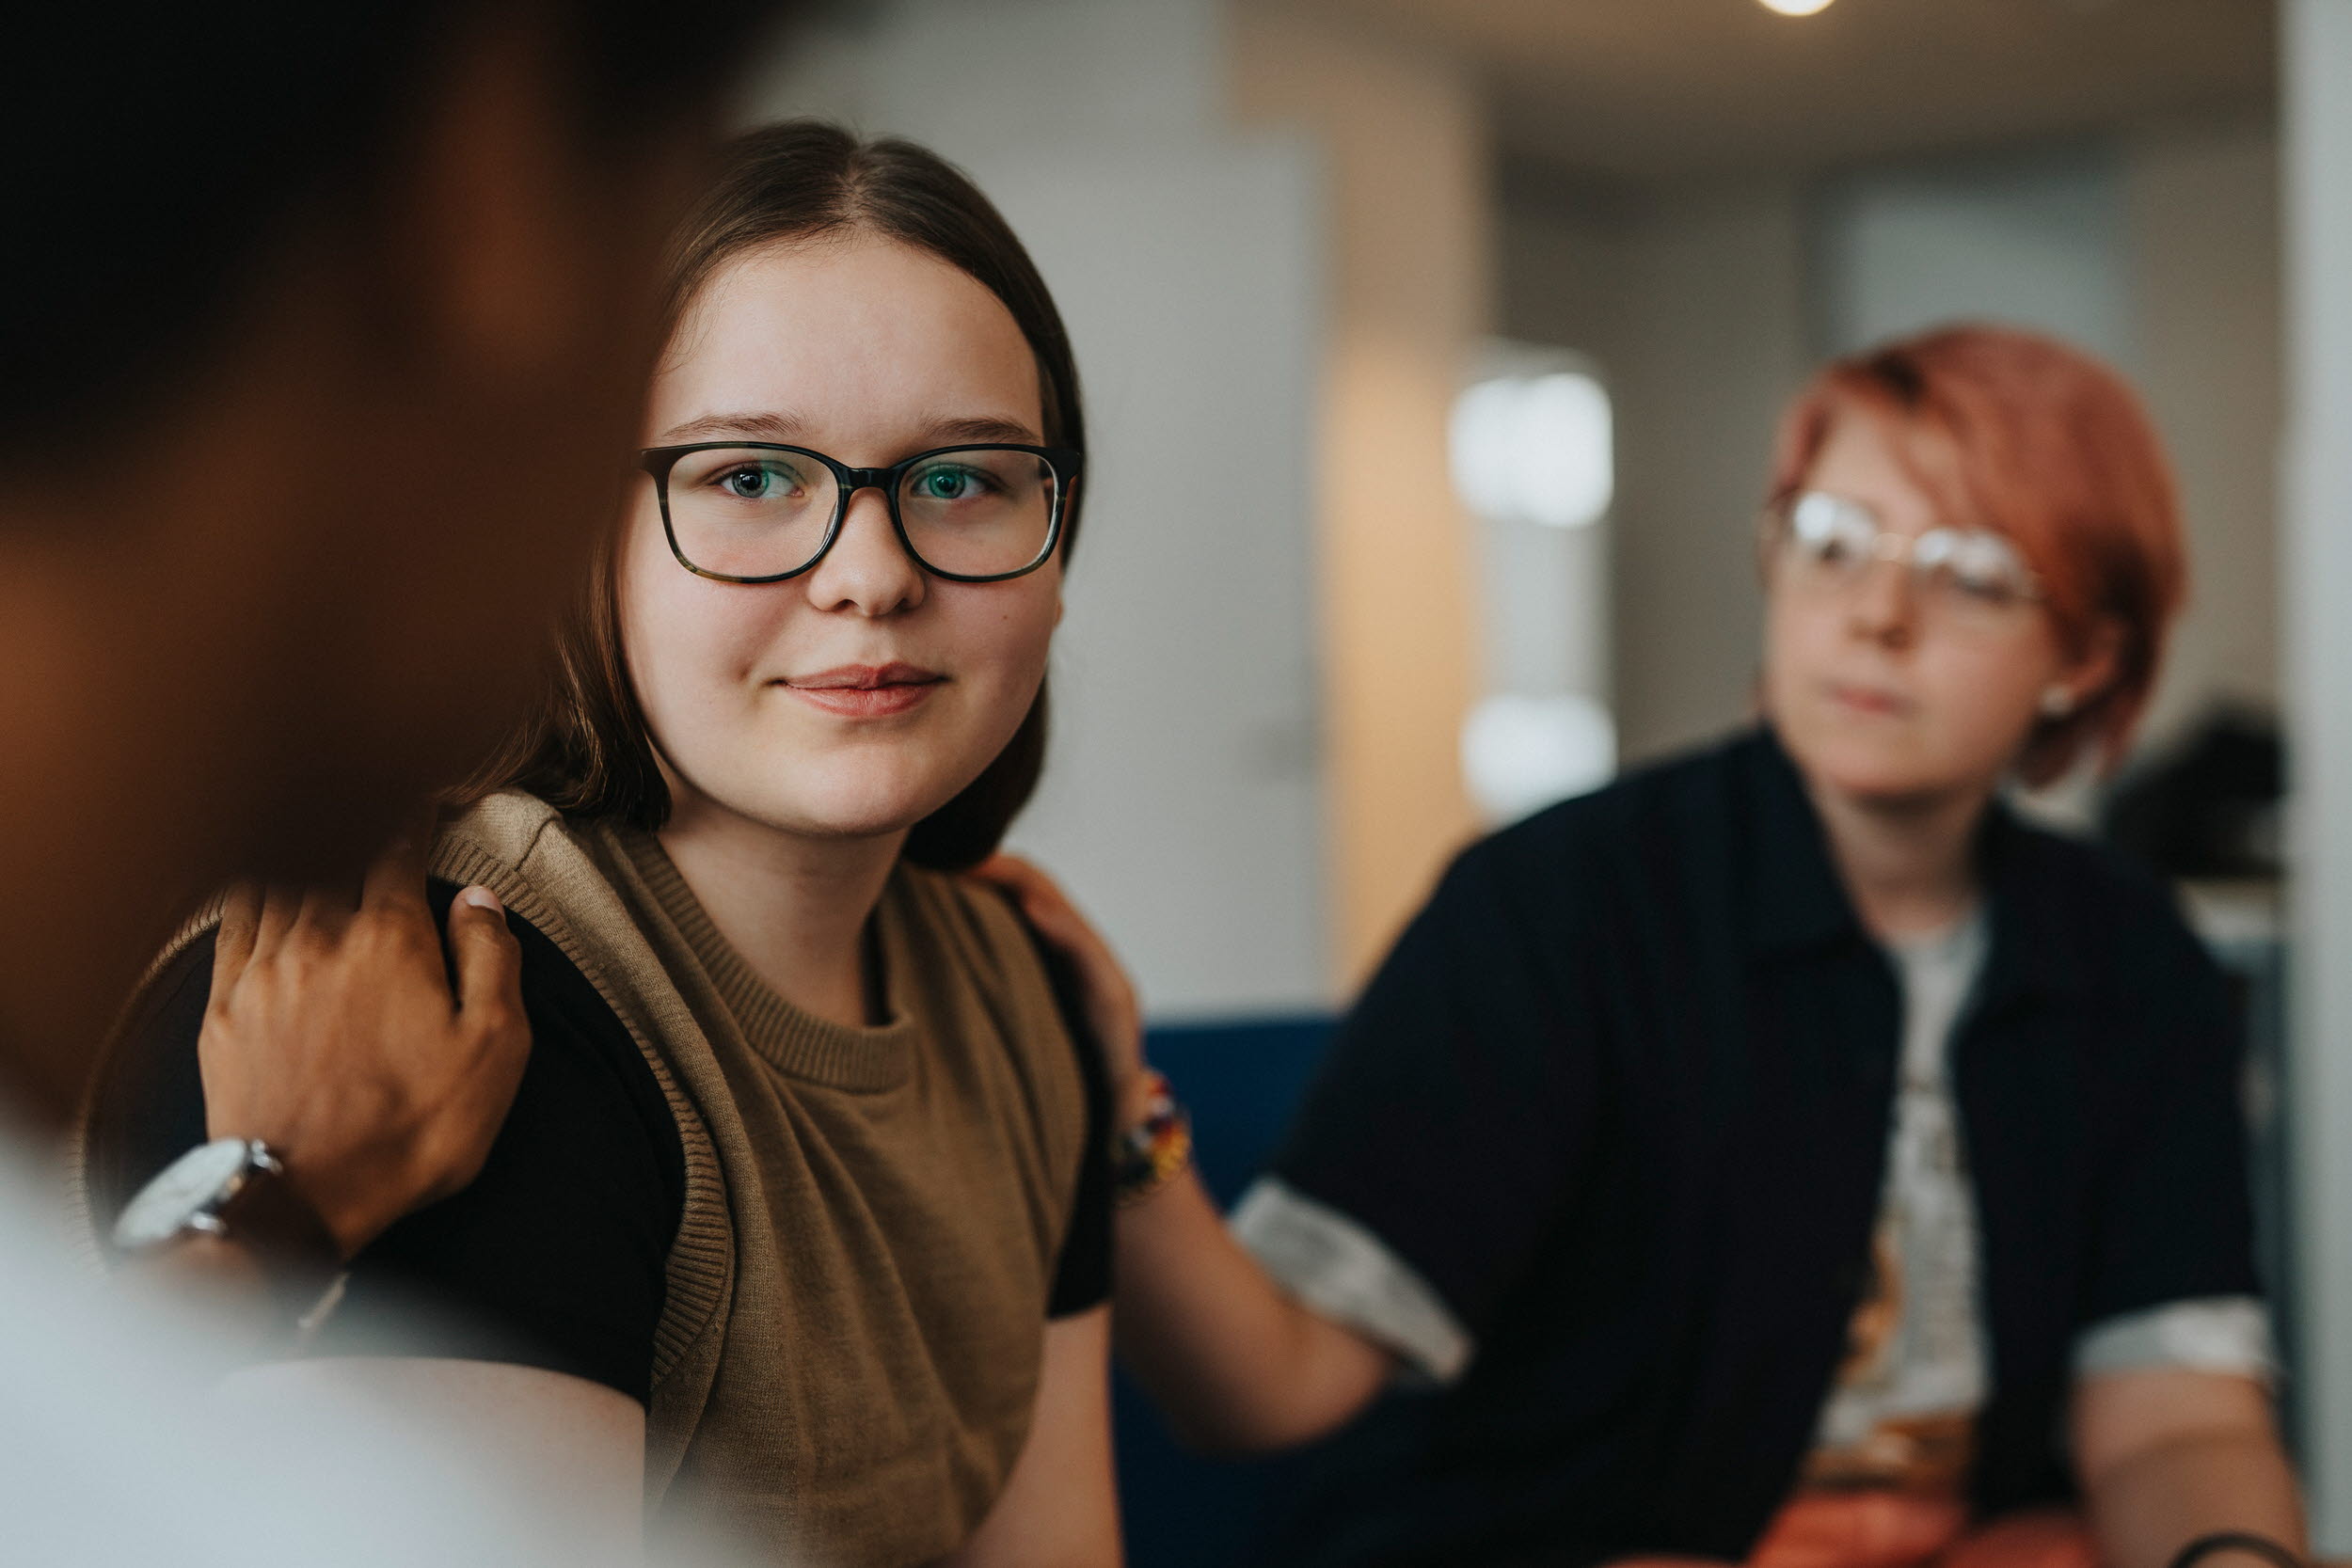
[86,792,1094,1568]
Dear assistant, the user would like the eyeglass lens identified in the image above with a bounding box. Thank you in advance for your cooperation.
[1781,491,2036,614]
[662,446,1062,580]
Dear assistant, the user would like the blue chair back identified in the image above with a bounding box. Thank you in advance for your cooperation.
[1115,1015,1336,1568]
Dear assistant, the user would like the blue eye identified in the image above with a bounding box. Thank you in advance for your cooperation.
[910,464,995,503]
[716,463,802,502]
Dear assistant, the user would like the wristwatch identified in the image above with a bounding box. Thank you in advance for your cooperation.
[113,1138,343,1318]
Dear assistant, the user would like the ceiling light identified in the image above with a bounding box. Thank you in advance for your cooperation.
[1758,0,1836,15]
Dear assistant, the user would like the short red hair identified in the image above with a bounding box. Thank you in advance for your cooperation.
[1767,324,2188,787]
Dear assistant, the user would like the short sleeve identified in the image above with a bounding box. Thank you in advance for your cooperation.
[87,882,684,1405]
[1028,922,1113,1320]
[2080,909,2264,1329]
[1259,837,1596,1369]
[2074,1296,2277,1382]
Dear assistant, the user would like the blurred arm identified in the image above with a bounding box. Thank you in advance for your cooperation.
[1114,1165,1397,1453]
[2073,1367,2304,1568]
[973,854,1399,1454]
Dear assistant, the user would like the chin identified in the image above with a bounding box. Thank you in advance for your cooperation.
[729,761,963,844]
[1781,718,1963,808]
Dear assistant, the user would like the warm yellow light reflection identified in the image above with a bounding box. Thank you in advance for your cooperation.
[1758,0,1836,15]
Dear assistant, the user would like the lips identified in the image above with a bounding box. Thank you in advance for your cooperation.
[1826,680,1912,718]
[779,662,945,719]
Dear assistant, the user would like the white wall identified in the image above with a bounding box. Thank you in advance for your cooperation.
[2282,0,2352,1544]
[2128,118,2284,746]
[1498,173,1808,766]
[1813,145,2136,370]
[744,0,1330,1020]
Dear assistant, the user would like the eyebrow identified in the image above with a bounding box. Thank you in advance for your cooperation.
[652,411,1045,448]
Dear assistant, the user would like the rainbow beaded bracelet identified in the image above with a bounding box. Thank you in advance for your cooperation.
[1113,1069,1193,1207]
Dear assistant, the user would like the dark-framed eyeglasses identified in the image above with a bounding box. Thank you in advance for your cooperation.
[637,441,1081,585]
[1760,489,2044,623]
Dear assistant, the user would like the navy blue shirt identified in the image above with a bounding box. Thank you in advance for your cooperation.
[1254,727,2261,1568]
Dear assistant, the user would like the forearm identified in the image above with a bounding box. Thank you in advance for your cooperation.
[2084,1427,2305,1568]
[1115,1165,1391,1453]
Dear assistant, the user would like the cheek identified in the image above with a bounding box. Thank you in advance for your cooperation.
[1913,643,2046,740]
[944,578,1060,708]
[1760,587,1835,695]
[617,518,783,725]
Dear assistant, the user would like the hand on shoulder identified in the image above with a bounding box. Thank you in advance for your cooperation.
[198,827,532,1259]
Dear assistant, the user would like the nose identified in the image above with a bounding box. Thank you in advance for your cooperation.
[1845,552,1918,648]
[803,486,925,617]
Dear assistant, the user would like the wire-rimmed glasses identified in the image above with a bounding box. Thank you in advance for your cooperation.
[1762,489,2044,627]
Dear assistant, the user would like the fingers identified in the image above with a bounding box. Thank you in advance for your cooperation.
[970,851,1039,892]
[292,881,358,945]
[252,882,303,955]
[971,852,1077,930]
[213,880,263,990]
[446,885,524,1027]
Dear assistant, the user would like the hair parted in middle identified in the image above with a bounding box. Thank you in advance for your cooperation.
[466,119,1087,870]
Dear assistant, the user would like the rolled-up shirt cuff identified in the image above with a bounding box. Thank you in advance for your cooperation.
[1229,1176,1473,1385]
[2074,1295,2278,1383]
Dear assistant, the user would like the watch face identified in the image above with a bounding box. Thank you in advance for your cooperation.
[113,1138,255,1250]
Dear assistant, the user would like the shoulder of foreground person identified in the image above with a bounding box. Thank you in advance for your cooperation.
[4,1148,705,1568]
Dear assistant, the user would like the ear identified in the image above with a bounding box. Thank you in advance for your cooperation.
[2056,613,2126,712]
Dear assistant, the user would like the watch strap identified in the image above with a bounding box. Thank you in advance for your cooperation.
[215,1147,343,1281]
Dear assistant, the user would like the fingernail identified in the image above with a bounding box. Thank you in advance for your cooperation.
[459,885,503,914]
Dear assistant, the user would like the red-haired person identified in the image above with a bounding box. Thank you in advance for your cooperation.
[988,325,2308,1568]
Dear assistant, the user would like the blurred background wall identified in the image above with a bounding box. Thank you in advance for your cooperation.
[742,0,2352,1544]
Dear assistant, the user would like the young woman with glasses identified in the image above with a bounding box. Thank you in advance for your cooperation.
[78,121,1117,1568]
[991,325,2307,1568]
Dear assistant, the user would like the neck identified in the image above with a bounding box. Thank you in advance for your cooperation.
[656,792,907,1030]
[1803,770,1991,942]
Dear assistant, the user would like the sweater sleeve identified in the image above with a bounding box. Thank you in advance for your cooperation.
[1023,913,1114,1321]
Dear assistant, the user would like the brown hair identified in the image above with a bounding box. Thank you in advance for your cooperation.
[468,119,1087,869]
[1767,324,2186,788]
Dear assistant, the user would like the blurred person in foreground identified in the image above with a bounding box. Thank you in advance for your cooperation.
[992,325,2307,1568]
[0,2,794,1561]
